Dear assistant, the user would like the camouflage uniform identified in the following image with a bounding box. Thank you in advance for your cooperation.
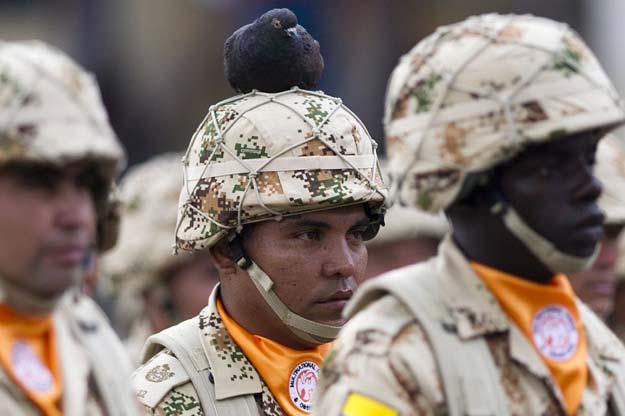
[133,286,285,416]
[313,14,625,416]
[133,88,386,415]
[0,41,138,415]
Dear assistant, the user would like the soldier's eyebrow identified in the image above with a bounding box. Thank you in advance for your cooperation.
[282,216,370,230]
[284,219,331,230]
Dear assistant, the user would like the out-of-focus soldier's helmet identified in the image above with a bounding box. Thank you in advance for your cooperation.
[385,13,624,212]
[384,14,625,273]
[0,40,125,250]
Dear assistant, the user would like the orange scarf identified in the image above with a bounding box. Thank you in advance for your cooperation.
[217,300,331,415]
[472,263,587,415]
[0,304,62,416]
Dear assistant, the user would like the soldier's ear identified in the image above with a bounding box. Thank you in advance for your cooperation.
[208,239,238,275]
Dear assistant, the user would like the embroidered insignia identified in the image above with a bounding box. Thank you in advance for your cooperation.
[145,364,175,383]
[288,361,319,413]
[11,340,54,394]
[532,305,579,361]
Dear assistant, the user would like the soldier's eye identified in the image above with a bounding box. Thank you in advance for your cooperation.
[296,230,321,241]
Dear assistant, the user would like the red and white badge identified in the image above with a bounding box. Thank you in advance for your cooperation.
[11,340,54,394]
[532,305,579,361]
[288,361,319,413]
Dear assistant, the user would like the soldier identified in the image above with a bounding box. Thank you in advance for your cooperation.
[569,135,625,320]
[132,8,386,416]
[0,41,138,414]
[313,14,625,415]
[100,153,219,364]
[366,161,448,279]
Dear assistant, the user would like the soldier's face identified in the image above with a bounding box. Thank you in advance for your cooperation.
[243,205,369,327]
[0,162,97,301]
[497,130,604,258]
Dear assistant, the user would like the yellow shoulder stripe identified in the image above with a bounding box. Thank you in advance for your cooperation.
[341,392,399,416]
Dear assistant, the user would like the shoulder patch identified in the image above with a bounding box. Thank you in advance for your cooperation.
[341,392,399,416]
[133,351,191,408]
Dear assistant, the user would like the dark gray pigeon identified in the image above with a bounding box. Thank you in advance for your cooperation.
[224,8,324,93]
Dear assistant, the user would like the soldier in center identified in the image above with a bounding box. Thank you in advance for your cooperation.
[132,8,386,416]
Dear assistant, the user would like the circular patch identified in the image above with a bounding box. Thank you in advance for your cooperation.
[11,340,54,394]
[288,361,320,413]
[532,305,579,361]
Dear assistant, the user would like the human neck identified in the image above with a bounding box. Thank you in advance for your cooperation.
[0,277,60,316]
[219,283,319,350]
[449,209,554,284]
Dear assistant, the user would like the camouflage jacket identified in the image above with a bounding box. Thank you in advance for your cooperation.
[133,285,286,416]
[0,292,138,416]
[313,237,625,416]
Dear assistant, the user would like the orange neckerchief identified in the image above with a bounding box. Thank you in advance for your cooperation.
[0,304,62,416]
[217,300,331,415]
[471,263,587,415]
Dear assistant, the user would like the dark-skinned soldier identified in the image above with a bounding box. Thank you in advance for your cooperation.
[314,14,625,416]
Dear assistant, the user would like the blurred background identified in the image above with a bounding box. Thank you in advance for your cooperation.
[1,0,623,167]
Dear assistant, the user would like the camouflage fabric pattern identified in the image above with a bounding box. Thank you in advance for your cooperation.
[136,287,285,416]
[0,40,124,177]
[176,88,386,251]
[596,134,625,225]
[313,237,625,415]
[384,14,625,212]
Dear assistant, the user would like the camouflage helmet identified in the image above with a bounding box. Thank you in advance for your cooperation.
[0,40,125,250]
[175,87,386,345]
[596,134,625,225]
[384,14,625,212]
[176,87,386,252]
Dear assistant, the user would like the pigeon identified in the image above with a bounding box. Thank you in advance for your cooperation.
[224,8,324,93]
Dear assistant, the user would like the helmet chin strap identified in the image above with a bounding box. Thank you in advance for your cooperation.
[499,204,600,274]
[237,258,341,345]
[0,276,62,316]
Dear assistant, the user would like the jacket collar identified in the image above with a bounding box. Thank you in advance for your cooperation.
[199,285,263,400]
[436,235,510,338]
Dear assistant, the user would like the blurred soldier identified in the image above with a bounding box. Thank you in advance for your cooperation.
[132,8,386,416]
[366,204,448,279]
[100,153,219,364]
[0,41,138,414]
[314,14,625,415]
[569,135,625,320]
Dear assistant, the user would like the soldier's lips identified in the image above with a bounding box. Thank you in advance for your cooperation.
[46,245,88,266]
[316,290,353,311]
